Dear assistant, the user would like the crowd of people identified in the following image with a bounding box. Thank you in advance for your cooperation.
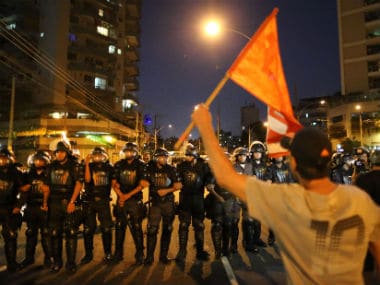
[0,122,379,284]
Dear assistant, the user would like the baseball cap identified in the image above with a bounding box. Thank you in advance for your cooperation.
[281,127,332,168]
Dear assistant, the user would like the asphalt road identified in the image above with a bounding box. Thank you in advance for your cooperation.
[0,218,377,285]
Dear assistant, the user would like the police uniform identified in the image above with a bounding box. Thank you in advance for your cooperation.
[47,142,84,273]
[81,147,114,264]
[113,148,147,265]
[144,148,181,265]
[175,144,213,262]
[20,151,52,268]
[0,148,24,272]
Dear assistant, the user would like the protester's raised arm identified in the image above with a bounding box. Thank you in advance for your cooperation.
[192,104,248,203]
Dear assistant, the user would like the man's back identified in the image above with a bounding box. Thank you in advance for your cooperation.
[244,179,380,285]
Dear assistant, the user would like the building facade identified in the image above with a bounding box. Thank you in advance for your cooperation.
[0,0,144,163]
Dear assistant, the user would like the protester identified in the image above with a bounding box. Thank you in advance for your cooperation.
[191,103,380,285]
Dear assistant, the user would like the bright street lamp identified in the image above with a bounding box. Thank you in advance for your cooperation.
[203,20,251,41]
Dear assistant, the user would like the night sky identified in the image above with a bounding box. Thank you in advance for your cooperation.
[139,0,340,138]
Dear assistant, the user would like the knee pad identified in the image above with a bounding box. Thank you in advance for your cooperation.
[192,219,205,232]
[65,228,78,239]
[50,228,62,238]
[179,221,189,231]
[147,225,158,236]
[102,226,112,235]
[83,226,95,236]
[25,227,36,237]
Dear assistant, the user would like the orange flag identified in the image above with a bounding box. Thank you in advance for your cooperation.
[226,8,302,156]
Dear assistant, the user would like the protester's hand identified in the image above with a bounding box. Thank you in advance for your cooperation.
[173,182,182,191]
[40,205,48,211]
[191,104,212,128]
[85,154,92,165]
[140,180,149,188]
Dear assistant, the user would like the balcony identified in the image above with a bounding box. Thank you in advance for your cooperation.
[125,77,139,91]
[126,0,141,18]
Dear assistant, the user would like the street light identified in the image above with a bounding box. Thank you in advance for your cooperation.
[154,124,172,150]
[355,104,363,145]
[204,20,251,41]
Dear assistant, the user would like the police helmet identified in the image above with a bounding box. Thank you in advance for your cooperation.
[185,143,199,158]
[28,150,51,168]
[232,147,249,157]
[249,141,266,154]
[154,147,169,158]
[0,147,15,167]
[355,146,369,156]
[122,142,139,154]
[55,140,72,154]
[370,150,380,166]
[91,146,109,163]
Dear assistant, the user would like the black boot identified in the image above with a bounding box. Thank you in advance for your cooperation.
[242,221,258,253]
[80,233,93,264]
[253,219,266,247]
[4,239,20,272]
[131,227,144,265]
[175,227,188,263]
[144,233,157,266]
[222,224,231,258]
[211,223,223,260]
[102,230,113,262]
[268,229,275,246]
[230,222,239,254]
[41,229,52,268]
[51,235,63,273]
[114,226,126,262]
[20,233,37,269]
[195,230,209,261]
[65,237,77,273]
[159,227,172,264]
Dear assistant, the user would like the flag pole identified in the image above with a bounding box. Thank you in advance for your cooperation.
[174,75,229,150]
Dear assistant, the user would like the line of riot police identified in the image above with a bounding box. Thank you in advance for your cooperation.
[0,138,298,274]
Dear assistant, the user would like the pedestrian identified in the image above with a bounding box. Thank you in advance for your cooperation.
[0,147,24,272]
[144,148,182,265]
[80,147,114,264]
[355,149,380,273]
[113,142,148,265]
[175,143,213,263]
[191,104,380,285]
[19,150,52,269]
[47,140,84,273]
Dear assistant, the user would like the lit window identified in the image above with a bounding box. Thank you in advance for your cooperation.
[6,23,16,30]
[117,48,122,55]
[108,45,116,54]
[40,32,44,38]
[95,77,107,90]
[98,9,104,17]
[97,26,108,36]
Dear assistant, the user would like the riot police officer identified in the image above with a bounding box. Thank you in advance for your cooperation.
[144,148,182,265]
[47,140,84,273]
[244,141,269,250]
[0,147,24,272]
[80,147,114,264]
[113,142,148,265]
[19,150,51,269]
[330,153,354,184]
[175,144,213,263]
[230,147,251,254]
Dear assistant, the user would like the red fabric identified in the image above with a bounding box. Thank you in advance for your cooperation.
[227,8,302,156]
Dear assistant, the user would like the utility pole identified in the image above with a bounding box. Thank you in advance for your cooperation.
[7,76,15,151]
